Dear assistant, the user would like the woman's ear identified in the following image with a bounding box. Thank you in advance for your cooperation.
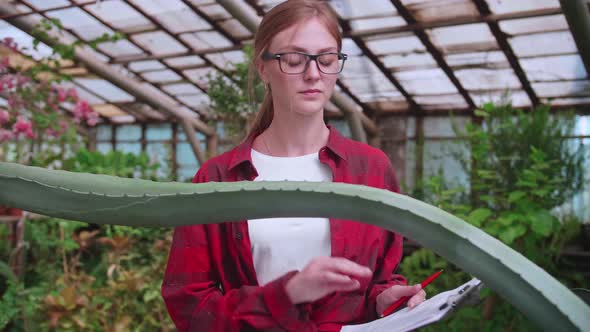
[256,58,268,83]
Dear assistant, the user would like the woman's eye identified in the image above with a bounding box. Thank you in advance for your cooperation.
[320,59,334,66]
[286,57,303,66]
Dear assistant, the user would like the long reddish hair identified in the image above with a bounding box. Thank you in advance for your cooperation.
[247,0,342,138]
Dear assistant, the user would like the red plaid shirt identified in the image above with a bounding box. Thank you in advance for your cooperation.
[162,126,406,331]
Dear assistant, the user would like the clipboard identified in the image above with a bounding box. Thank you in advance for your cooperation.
[341,278,484,332]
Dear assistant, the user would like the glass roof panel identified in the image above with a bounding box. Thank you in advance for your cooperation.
[330,0,396,19]
[206,51,246,71]
[128,60,166,72]
[183,67,219,88]
[59,81,105,104]
[455,68,521,90]
[342,38,363,56]
[470,90,531,107]
[165,55,206,68]
[445,51,507,68]
[132,31,188,55]
[341,77,398,96]
[520,55,587,82]
[162,83,203,95]
[177,94,211,108]
[219,19,252,39]
[351,17,407,32]
[341,56,383,79]
[129,0,211,34]
[97,40,144,58]
[532,81,590,98]
[141,82,179,106]
[427,23,497,54]
[358,93,406,103]
[23,0,70,10]
[180,31,233,50]
[75,78,135,102]
[110,115,136,124]
[498,15,568,36]
[395,69,459,95]
[401,0,479,23]
[544,97,590,106]
[84,1,155,33]
[509,31,578,58]
[414,94,469,109]
[382,53,437,71]
[486,0,560,14]
[198,4,232,20]
[366,35,426,55]
[45,7,112,41]
[141,69,182,83]
[81,45,111,62]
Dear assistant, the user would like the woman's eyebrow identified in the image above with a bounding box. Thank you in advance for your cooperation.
[277,46,338,53]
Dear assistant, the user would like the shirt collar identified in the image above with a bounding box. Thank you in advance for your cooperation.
[228,124,348,171]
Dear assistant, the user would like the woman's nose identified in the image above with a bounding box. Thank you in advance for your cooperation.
[303,59,321,80]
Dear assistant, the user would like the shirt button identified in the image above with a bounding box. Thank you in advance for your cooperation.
[235,232,242,240]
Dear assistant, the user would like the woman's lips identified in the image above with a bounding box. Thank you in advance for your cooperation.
[300,89,322,97]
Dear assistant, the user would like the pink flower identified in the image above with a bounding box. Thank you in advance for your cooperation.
[0,129,12,142]
[0,110,9,124]
[86,113,98,126]
[45,128,59,138]
[0,57,9,71]
[72,100,98,126]
[1,37,18,52]
[15,74,29,88]
[56,87,67,102]
[7,95,18,109]
[0,74,14,92]
[44,120,69,138]
[12,116,34,139]
[67,88,78,102]
[59,120,69,131]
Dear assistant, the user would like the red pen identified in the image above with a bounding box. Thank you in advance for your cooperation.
[380,270,443,318]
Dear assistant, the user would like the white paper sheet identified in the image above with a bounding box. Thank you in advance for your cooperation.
[341,278,482,332]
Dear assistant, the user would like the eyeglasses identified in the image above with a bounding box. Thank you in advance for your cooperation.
[262,51,348,75]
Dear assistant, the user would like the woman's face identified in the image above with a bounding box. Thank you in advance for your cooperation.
[258,17,340,117]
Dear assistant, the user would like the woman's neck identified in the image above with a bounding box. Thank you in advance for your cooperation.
[255,111,329,157]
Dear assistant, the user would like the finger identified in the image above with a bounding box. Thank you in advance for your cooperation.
[382,284,422,301]
[324,257,372,279]
[408,290,427,308]
[322,271,359,288]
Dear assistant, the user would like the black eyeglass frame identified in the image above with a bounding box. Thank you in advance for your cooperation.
[261,51,348,75]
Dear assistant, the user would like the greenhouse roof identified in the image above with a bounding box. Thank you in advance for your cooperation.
[1,0,590,126]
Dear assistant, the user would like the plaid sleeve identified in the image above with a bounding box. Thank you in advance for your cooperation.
[161,163,313,332]
[364,158,407,321]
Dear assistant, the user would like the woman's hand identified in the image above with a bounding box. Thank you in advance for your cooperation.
[376,284,426,316]
[285,256,373,305]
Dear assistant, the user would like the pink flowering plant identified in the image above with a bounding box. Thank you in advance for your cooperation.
[0,18,122,165]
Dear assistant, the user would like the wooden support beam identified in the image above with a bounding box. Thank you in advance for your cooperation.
[472,0,540,106]
[390,0,475,109]
[560,0,590,77]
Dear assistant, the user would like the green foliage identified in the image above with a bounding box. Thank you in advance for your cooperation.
[61,148,161,180]
[206,45,264,141]
[0,149,174,331]
[401,102,588,331]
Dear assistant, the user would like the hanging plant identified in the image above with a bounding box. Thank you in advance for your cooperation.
[0,18,124,163]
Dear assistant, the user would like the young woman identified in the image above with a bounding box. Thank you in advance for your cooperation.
[162,1,425,331]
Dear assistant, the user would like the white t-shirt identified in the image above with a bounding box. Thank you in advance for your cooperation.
[248,148,333,286]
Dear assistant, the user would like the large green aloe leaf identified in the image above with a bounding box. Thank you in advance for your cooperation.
[0,162,588,331]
